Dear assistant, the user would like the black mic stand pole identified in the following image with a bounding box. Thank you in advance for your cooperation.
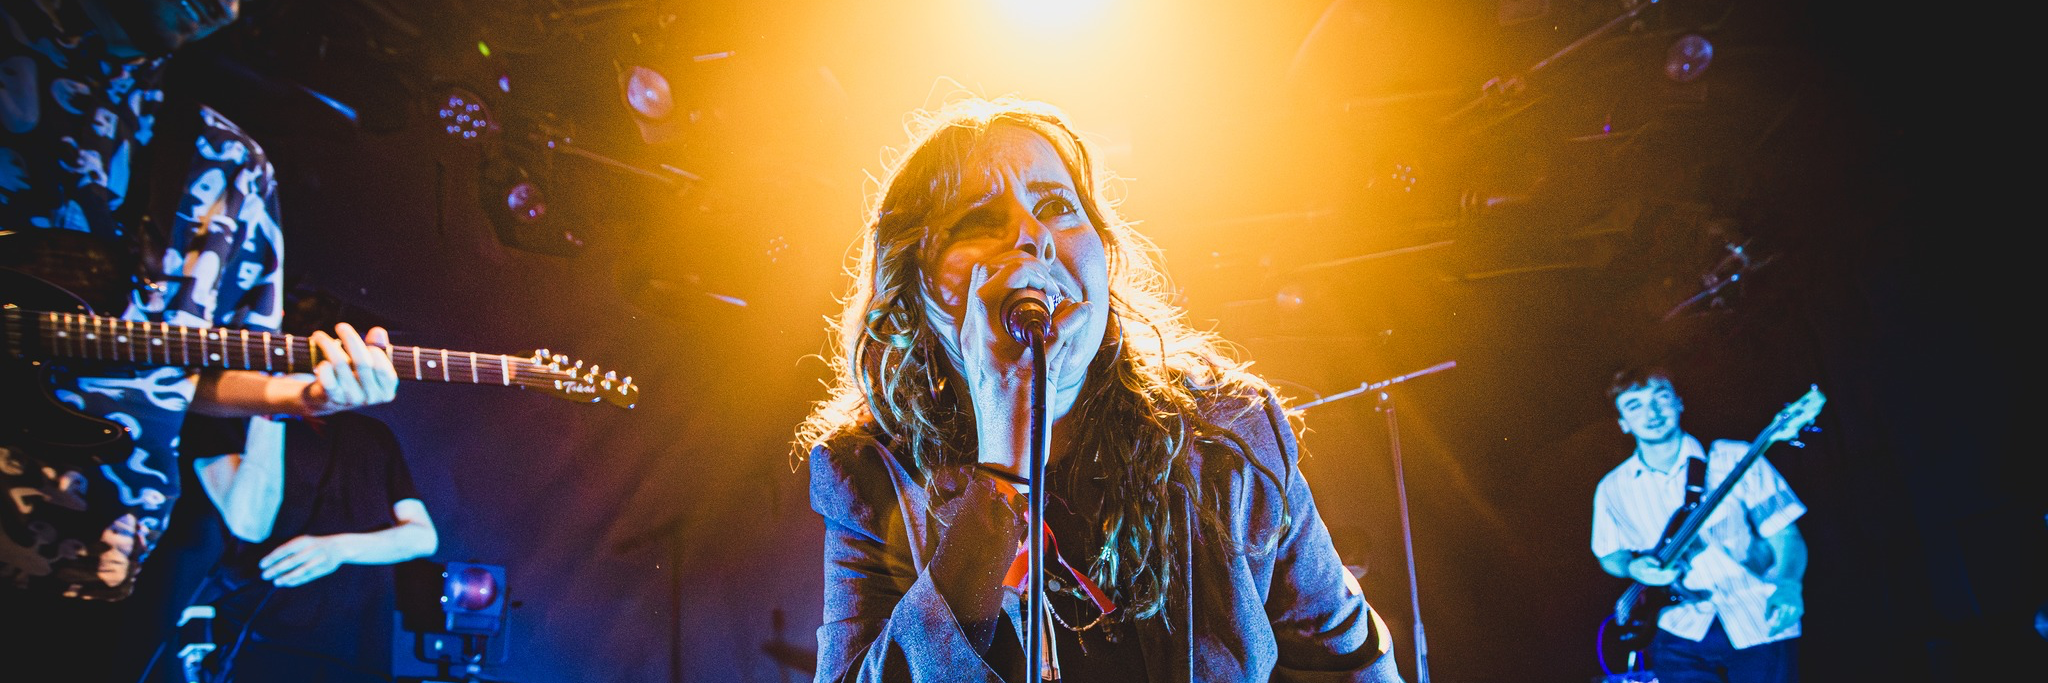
[1024,325,1056,682]
[1295,360,1455,683]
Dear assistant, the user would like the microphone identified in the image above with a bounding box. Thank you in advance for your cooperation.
[1002,288,1052,345]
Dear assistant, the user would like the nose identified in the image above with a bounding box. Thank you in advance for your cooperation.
[1011,212,1056,261]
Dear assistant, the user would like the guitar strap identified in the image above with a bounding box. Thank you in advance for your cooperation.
[1657,456,1710,545]
[1683,456,1707,509]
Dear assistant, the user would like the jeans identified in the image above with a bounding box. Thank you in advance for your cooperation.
[1650,620,1797,683]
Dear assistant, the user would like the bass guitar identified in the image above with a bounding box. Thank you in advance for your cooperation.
[1601,384,1825,666]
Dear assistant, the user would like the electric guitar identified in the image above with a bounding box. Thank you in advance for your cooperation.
[1,269,639,413]
[1602,385,1825,658]
[1,262,638,598]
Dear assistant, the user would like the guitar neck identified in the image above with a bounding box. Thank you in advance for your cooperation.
[6,309,536,388]
[1651,428,1781,566]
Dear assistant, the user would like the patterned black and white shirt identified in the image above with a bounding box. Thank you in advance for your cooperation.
[2,2,283,601]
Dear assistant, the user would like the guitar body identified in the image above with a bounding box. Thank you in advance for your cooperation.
[1,268,140,596]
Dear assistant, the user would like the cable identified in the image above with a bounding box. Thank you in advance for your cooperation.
[212,585,279,683]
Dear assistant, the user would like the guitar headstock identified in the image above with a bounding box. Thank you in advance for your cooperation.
[1763,384,1825,446]
[524,349,639,409]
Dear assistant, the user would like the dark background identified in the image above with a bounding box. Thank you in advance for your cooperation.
[145,0,2041,681]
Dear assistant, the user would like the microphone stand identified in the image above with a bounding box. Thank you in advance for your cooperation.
[1024,324,1056,682]
[1295,360,1455,683]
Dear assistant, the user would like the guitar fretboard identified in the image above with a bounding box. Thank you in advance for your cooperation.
[4,310,557,389]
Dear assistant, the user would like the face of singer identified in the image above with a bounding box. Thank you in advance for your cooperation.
[919,124,1110,394]
[1614,378,1684,445]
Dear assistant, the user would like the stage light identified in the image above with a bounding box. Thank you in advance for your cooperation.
[992,0,1107,27]
[505,181,547,222]
[437,87,496,141]
[448,564,500,612]
[399,560,509,636]
[479,153,584,257]
[1664,34,1713,83]
[622,66,674,121]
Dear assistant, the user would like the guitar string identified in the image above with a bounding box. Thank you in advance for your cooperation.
[32,312,615,391]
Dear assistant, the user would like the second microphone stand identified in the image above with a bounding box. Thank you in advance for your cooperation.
[1295,360,1455,683]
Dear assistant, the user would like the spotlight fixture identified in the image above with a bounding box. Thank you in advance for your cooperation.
[621,66,674,121]
[478,151,584,258]
[505,181,547,223]
[1663,34,1713,83]
[398,560,509,636]
[437,86,497,141]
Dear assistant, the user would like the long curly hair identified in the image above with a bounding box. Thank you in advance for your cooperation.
[795,96,1289,622]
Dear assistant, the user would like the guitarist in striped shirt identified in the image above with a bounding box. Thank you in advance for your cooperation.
[1592,367,1809,683]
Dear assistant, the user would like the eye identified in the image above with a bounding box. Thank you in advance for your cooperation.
[947,207,1004,240]
[1034,195,1079,223]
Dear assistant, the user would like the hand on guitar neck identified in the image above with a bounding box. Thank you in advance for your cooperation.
[191,322,401,418]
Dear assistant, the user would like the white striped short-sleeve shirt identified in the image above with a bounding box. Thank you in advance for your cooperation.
[1592,434,1806,649]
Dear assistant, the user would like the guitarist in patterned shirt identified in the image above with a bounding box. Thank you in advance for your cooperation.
[2,2,398,680]
[1592,367,1809,683]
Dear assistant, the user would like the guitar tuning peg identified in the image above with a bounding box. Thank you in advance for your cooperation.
[605,371,616,381]
[1788,439,1805,449]
[622,376,632,385]
[574,359,584,369]
[1803,425,1822,433]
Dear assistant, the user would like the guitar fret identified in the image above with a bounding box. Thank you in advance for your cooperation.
[440,348,449,382]
[411,346,422,380]
[499,355,511,386]
[469,351,479,384]
[120,319,132,363]
[237,329,248,369]
[263,332,272,372]
[286,334,296,372]
[49,314,67,359]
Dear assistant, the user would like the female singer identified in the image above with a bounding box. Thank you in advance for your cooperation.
[797,97,1404,683]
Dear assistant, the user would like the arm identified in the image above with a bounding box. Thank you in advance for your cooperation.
[812,441,1019,683]
[191,323,399,417]
[193,417,286,543]
[1592,480,1682,586]
[259,498,438,588]
[1762,522,1806,633]
[1599,549,1683,586]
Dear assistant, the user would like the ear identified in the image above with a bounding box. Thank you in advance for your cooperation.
[1617,417,1630,435]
